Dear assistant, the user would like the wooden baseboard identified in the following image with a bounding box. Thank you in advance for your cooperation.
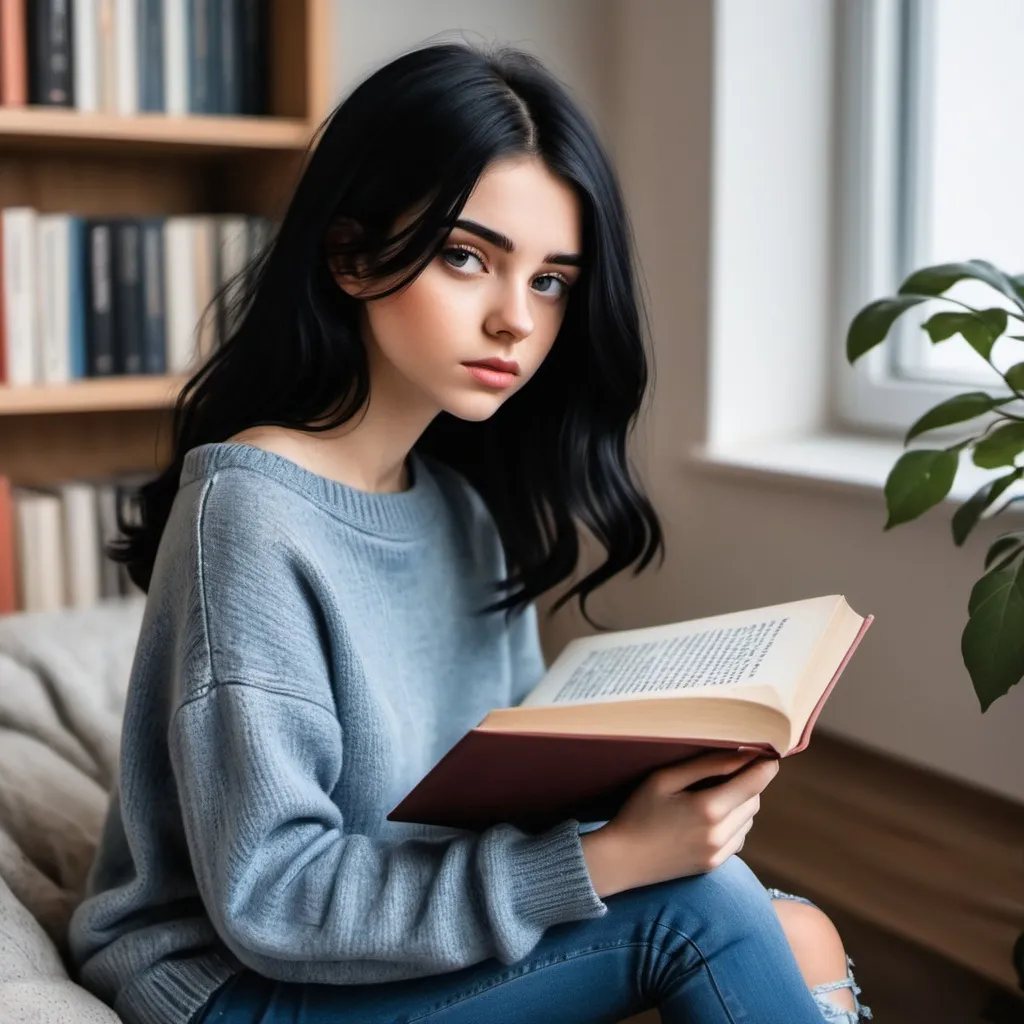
[742,731,1024,993]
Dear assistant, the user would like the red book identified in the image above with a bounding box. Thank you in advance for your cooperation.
[389,595,873,832]
[0,476,16,614]
[0,0,27,107]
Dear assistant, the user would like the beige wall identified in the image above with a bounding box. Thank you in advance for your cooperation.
[330,1,1024,805]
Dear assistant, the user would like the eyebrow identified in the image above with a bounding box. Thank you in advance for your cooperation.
[453,218,582,267]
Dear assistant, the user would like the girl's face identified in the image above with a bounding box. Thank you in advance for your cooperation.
[343,155,583,422]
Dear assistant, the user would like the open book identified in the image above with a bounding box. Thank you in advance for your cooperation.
[389,594,873,832]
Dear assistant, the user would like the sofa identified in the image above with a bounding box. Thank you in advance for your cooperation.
[0,597,144,1023]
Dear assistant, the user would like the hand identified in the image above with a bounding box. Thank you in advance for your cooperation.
[580,750,780,898]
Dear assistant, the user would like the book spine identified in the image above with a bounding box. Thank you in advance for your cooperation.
[2,208,37,386]
[239,0,267,115]
[113,0,137,114]
[28,0,74,106]
[163,0,188,115]
[0,213,6,385]
[94,482,122,600]
[84,220,116,377]
[36,214,72,383]
[219,0,241,115]
[59,482,102,608]
[187,0,215,114]
[68,217,87,379]
[97,0,116,112]
[0,0,28,106]
[163,218,194,373]
[113,220,143,375]
[137,0,164,111]
[140,218,166,374]
[0,477,14,613]
[15,489,65,613]
[72,0,99,112]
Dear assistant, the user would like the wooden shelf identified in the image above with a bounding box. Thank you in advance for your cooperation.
[0,376,187,415]
[0,108,313,156]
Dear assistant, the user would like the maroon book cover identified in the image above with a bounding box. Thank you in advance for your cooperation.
[388,615,873,833]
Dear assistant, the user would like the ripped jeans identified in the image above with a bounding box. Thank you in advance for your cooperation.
[193,855,870,1024]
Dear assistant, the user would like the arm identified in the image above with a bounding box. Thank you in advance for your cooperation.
[170,678,605,985]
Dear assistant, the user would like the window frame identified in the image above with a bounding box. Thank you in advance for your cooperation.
[832,0,994,435]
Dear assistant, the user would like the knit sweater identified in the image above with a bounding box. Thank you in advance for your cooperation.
[67,442,607,1024]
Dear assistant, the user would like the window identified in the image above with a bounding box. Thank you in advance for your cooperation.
[835,0,1024,433]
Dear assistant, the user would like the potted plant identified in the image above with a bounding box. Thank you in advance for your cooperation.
[847,259,1024,990]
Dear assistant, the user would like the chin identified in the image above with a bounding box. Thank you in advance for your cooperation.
[441,392,509,423]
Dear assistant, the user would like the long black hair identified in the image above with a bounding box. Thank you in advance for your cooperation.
[112,42,664,627]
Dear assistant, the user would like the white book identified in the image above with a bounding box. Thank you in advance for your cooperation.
[94,482,123,600]
[36,215,72,384]
[97,0,117,113]
[114,0,138,115]
[14,490,65,613]
[72,0,100,112]
[2,208,38,386]
[217,215,249,338]
[163,0,188,115]
[164,216,199,373]
[193,217,218,361]
[58,482,102,607]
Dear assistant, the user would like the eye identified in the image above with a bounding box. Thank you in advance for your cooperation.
[442,245,485,274]
[533,274,571,299]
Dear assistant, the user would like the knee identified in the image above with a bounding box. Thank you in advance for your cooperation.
[771,899,851,990]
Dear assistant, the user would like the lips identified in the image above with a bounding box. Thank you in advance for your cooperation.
[463,359,520,375]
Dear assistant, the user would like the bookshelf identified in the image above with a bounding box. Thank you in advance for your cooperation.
[0,0,334,488]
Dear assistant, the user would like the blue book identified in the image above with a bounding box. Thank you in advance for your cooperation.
[139,218,167,374]
[68,217,87,379]
[139,0,165,112]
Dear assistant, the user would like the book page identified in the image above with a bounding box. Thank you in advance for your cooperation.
[522,595,846,710]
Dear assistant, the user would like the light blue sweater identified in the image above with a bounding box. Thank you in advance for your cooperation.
[67,442,607,1024]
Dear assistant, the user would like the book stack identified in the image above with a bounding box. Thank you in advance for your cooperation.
[0,0,269,116]
[0,209,274,386]
[0,472,149,615]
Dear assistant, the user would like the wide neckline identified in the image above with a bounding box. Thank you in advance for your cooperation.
[180,441,441,539]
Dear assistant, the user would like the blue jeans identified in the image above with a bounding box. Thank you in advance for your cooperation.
[193,856,870,1023]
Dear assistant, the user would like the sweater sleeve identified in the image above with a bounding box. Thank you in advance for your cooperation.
[508,600,548,707]
[169,684,606,984]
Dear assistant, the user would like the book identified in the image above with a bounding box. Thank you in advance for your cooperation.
[163,0,188,115]
[2,207,38,385]
[112,220,143,374]
[0,477,15,615]
[0,0,28,107]
[27,0,74,107]
[138,0,164,112]
[84,219,116,376]
[140,218,166,374]
[58,481,101,608]
[37,213,76,383]
[389,594,873,832]
[72,0,99,112]
[13,488,64,613]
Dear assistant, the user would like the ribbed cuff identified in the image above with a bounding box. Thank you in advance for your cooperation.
[506,819,607,931]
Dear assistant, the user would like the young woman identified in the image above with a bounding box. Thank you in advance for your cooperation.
[68,43,871,1024]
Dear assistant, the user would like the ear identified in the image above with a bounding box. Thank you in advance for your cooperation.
[325,217,369,297]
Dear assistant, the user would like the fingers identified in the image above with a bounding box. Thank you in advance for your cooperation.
[647,749,761,796]
[697,757,778,819]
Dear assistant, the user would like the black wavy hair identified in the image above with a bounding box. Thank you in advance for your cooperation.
[112,42,664,627]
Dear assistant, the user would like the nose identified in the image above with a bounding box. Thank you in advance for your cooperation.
[484,279,534,342]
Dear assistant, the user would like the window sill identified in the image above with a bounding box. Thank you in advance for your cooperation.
[688,432,1024,511]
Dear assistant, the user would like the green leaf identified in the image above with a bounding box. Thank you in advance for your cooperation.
[972,421,1024,469]
[951,470,1022,546]
[905,392,1013,443]
[847,296,926,363]
[985,532,1024,571]
[962,561,1024,711]
[900,260,1024,311]
[977,307,1009,339]
[883,449,959,529]
[1005,362,1024,391]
